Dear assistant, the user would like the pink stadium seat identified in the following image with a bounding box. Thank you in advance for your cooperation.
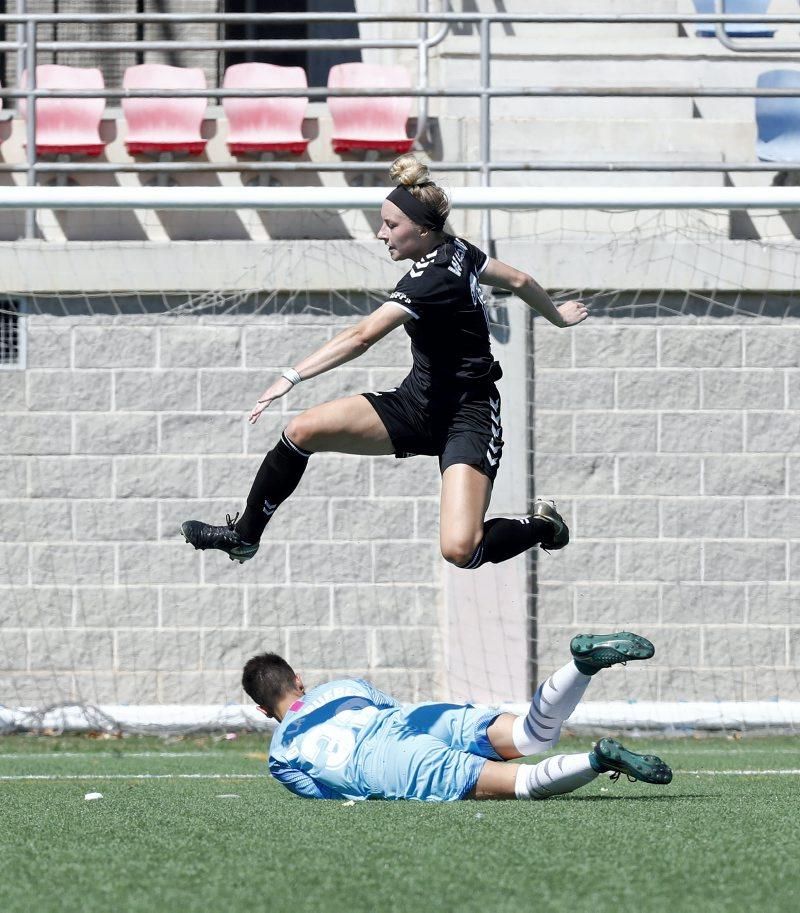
[223,63,309,155]
[20,65,105,156]
[327,63,413,155]
[122,64,207,155]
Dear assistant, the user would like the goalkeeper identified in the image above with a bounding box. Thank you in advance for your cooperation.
[243,631,672,802]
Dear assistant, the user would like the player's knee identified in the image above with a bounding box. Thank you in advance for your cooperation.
[441,534,481,568]
[285,413,316,450]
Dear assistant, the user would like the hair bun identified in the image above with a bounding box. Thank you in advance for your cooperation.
[390,154,431,187]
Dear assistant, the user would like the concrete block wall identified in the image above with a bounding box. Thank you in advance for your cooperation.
[532,316,800,704]
[0,310,446,709]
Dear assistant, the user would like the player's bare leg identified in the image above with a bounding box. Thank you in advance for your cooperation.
[181,395,392,561]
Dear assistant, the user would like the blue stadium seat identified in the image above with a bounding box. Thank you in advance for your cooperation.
[756,70,800,162]
[692,1,775,38]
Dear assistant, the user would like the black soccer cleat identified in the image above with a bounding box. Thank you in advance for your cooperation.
[180,513,259,564]
[570,631,654,671]
[591,738,673,785]
[532,499,569,551]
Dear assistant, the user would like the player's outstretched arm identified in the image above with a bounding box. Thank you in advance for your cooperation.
[480,258,588,328]
[249,302,411,424]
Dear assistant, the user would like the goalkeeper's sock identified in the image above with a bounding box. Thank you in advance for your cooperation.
[511,661,591,755]
[514,753,598,800]
[234,431,311,543]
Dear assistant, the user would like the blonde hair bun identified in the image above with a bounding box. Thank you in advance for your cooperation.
[390,154,431,187]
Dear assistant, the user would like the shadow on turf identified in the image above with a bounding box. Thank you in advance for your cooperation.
[556,794,713,802]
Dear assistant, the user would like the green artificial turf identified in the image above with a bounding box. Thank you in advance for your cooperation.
[0,733,798,913]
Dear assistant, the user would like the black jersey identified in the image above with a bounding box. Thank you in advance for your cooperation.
[388,236,495,393]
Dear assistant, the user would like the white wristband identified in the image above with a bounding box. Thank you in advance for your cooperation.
[282,368,302,386]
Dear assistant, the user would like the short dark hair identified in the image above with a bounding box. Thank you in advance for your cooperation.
[241,652,297,712]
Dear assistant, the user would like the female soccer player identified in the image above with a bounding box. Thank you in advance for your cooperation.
[181,155,588,566]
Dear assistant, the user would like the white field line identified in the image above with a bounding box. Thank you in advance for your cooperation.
[0,751,260,760]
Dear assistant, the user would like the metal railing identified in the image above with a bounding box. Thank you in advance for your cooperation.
[3,7,800,243]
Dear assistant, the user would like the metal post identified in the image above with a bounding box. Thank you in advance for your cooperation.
[416,0,429,148]
[15,0,26,95]
[24,15,36,239]
[479,16,491,253]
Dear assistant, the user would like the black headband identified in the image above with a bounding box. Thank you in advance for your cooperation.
[386,184,446,232]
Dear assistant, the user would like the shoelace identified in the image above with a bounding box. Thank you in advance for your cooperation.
[225,512,240,531]
[608,770,637,783]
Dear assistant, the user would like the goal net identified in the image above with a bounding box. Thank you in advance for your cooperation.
[1,195,799,734]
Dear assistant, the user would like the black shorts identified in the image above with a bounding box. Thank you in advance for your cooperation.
[363,375,504,482]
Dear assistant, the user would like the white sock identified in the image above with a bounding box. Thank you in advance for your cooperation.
[512,661,591,756]
[514,753,598,800]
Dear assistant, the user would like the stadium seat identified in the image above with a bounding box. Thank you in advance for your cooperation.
[223,63,309,155]
[692,1,775,38]
[20,65,106,156]
[327,63,413,155]
[122,64,207,155]
[755,70,800,161]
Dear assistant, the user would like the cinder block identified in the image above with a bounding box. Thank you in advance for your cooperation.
[0,545,31,585]
[74,326,156,368]
[536,370,614,410]
[0,632,28,670]
[75,672,159,704]
[159,326,241,369]
[75,414,158,455]
[704,541,787,583]
[534,412,573,453]
[116,630,201,671]
[367,369,408,391]
[200,456,258,498]
[616,370,699,410]
[159,669,245,704]
[533,325,572,368]
[533,455,615,495]
[0,500,73,542]
[660,412,743,453]
[32,544,115,586]
[640,626,701,667]
[160,585,244,627]
[746,498,800,539]
[574,326,656,368]
[246,585,331,628]
[745,327,800,367]
[373,627,439,668]
[270,498,330,541]
[287,369,372,411]
[617,540,702,583]
[373,542,438,584]
[746,583,800,624]
[702,369,784,410]
[289,542,373,584]
[0,415,71,456]
[115,370,198,411]
[245,326,330,368]
[75,586,158,628]
[0,672,76,704]
[298,455,372,498]
[116,456,199,499]
[202,542,287,585]
[415,499,440,539]
[75,500,157,542]
[414,585,440,625]
[202,629,281,670]
[788,542,800,581]
[199,370,264,412]
[701,627,786,667]
[160,413,243,455]
[287,627,370,668]
[371,457,441,497]
[744,667,796,702]
[243,413,287,455]
[661,583,746,624]
[587,667,660,702]
[574,583,660,625]
[536,539,617,583]
[575,497,659,538]
[788,372,800,410]
[0,586,74,627]
[704,455,785,497]
[28,629,114,671]
[575,412,657,452]
[353,331,411,368]
[0,458,27,498]
[27,371,111,412]
[660,497,744,538]
[333,584,418,626]
[660,327,742,368]
[660,667,744,702]
[746,412,800,453]
[331,498,414,540]
[29,457,112,499]
[0,372,25,409]
[117,542,200,586]
[617,454,701,495]
[26,323,71,368]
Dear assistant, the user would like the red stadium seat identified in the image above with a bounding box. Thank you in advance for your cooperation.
[20,65,106,156]
[122,64,207,156]
[327,63,413,155]
[223,63,309,156]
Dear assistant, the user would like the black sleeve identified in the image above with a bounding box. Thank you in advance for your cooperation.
[388,255,458,320]
[460,239,489,275]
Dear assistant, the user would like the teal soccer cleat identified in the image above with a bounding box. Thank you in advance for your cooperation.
[591,738,673,785]
[570,631,655,672]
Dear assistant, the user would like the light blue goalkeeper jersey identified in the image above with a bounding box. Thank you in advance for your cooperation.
[268,679,496,802]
